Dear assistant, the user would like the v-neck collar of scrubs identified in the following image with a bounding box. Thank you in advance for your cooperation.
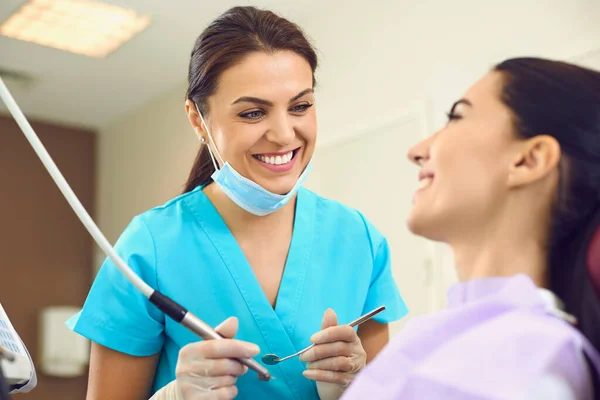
[185,185,317,399]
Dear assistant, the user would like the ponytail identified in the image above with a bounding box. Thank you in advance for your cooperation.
[182,146,215,193]
[549,207,600,398]
[549,207,600,347]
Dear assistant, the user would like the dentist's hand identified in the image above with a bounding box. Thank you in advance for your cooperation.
[300,309,367,400]
[175,317,260,400]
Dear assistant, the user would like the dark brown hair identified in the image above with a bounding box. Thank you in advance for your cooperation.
[183,6,318,193]
[495,58,600,390]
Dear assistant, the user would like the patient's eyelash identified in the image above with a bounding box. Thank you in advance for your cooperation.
[446,112,462,120]
[446,103,462,121]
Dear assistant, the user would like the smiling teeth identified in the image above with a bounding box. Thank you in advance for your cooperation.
[257,151,293,165]
[419,177,433,189]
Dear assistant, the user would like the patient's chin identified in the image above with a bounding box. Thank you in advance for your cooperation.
[407,215,427,236]
[406,213,443,242]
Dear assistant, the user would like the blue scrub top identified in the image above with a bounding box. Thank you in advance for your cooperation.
[67,186,407,399]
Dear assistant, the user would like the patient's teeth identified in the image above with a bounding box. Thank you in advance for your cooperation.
[419,177,433,189]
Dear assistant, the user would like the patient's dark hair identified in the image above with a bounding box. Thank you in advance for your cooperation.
[494,57,600,385]
[183,6,318,193]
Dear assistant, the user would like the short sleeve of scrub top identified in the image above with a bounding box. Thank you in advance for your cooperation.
[360,217,407,324]
[67,215,165,356]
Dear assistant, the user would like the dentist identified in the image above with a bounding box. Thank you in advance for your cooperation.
[68,6,407,400]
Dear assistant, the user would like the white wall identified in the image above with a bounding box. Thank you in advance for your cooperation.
[95,82,198,268]
[307,0,600,147]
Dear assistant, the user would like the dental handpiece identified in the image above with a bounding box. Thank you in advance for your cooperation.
[153,292,271,381]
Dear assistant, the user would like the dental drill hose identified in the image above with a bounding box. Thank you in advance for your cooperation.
[0,77,271,382]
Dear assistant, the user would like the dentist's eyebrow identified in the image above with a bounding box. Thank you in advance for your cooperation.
[232,96,273,106]
[231,88,314,106]
[289,88,313,102]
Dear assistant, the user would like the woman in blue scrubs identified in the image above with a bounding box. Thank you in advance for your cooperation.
[68,6,407,400]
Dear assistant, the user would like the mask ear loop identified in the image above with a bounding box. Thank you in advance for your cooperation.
[201,135,219,172]
[194,103,225,170]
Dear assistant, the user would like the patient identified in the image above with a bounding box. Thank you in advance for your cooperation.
[339,58,600,399]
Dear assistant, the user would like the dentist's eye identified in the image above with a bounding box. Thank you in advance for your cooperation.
[239,110,266,120]
[290,103,313,114]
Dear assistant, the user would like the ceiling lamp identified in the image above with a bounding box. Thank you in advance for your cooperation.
[0,0,151,58]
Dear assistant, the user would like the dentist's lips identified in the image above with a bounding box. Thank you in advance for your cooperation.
[252,147,301,172]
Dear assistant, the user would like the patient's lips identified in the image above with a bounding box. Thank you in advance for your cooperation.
[417,169,434,190]
[413,170,434,204]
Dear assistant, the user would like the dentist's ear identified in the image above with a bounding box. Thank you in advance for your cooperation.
[184,99,207,137]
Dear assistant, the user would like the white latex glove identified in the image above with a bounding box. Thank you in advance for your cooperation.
[151,317,260,400]
[300,309,367,400]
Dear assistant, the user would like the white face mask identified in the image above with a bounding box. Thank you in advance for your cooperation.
[194,104,312,216]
